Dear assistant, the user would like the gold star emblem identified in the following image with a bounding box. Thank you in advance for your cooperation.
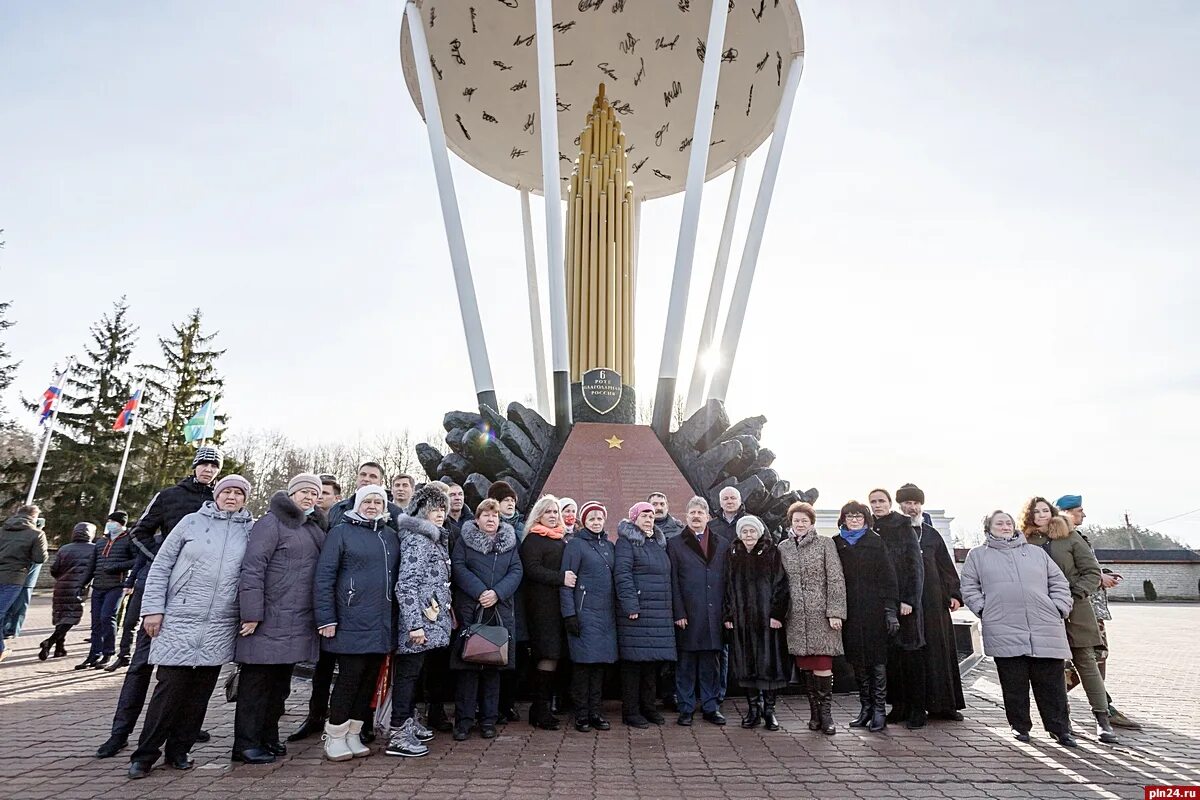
[604,434,624,449]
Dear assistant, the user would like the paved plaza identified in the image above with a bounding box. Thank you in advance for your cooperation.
[1,600,1196,800]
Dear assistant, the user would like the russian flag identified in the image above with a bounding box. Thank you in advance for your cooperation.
[113,388,142,431]
[37,384,61,426]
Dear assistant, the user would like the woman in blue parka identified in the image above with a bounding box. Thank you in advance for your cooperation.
[614,502,675,728]
[560,501,618,732]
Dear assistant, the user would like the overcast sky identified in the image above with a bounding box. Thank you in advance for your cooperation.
[2,2,1197,545]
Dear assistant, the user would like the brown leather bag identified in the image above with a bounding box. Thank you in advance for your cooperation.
[460,607,509,667]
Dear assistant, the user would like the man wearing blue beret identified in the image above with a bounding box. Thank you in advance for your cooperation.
[1056,494,1141,730]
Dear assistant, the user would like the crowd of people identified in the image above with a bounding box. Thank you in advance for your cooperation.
[0,446,1142,780]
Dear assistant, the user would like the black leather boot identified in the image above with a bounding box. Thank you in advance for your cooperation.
[849,666,872,728]
[530,679,560,730]
[287,714,325,742]
[740,692,763,729]
[762,692,780,732]
[803,672,821,731]
[814,674,836,735]
[869,665,888,732]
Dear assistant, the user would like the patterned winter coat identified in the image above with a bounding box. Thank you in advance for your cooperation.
[394,514,453,655]
[1023,517,1103,648]
[50,528,97,626]
[724,535,792,687]
[874,512,925,651]
[235,493,327,665]
[314,513,400,655]
[450,520,523,671]
[614,520,676,662]
[960,533,1073,660]
[779,530,847,657]
[142,502,253,667]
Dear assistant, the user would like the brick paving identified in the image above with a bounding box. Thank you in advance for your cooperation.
[1,600,1196,800]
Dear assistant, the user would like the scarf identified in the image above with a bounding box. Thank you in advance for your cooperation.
[838,526,869,546]
[529,522,565,540]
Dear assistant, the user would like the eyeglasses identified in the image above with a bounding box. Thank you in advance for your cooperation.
[844,513,866,520]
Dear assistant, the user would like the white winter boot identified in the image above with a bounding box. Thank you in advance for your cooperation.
[322,721,354,762]
[345,719,372,758]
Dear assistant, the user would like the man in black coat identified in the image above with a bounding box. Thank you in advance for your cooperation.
[76,511,135,671]
[667,497,730,726]
[869,488,927,728]
[95,446,222,759]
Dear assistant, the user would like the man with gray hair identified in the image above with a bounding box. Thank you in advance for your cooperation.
[707,486,746,544]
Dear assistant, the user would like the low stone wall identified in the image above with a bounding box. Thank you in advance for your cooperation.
[1100,561,1200,601]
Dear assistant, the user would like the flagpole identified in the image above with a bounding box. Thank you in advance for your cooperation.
[109,384,141,514]
[26,358,73,506]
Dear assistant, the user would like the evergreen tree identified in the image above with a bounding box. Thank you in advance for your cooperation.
[23,298,139,538]
[140,308,229,490]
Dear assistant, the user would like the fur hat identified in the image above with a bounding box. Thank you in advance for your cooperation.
[287,473,322,497]
[192,445,223,469]
[487,480,518,504]
[579,501,607,525]
[895,483,925,504]
[628,501,654,522]
[737,515,766,537]
[213,474,251,500]
[1055,494,1082,511]
[107,511,128,525]
[410,484,450,520]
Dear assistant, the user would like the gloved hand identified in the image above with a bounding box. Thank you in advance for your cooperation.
[564,616,582,637]
[884,608,900,638]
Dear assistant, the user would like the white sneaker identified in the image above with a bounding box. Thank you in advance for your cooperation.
[385,719,429,758]
[414,718,435,742]
[321,721,354,762]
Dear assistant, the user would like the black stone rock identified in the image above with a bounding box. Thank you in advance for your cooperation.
[499,420,543,469]
[507,402,555,449]
[464,473,491,511]
[768,478,791,499]
[688,438,742,492]
[445,427,469,455]
[416,443,444,482]
[752,447,776,471]
[480,405,508,435]
[724,435,760,477]
[800,487,820,504]
[720,415,767,444]
[444,410,483,433]
[768,491,802,516]
[670,399,730,454]
[750,468,779,492]
[733,476,770,515]
[436,453,471,485]
[462,428,506,475]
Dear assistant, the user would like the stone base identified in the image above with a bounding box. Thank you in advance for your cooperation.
[570,382,636,425]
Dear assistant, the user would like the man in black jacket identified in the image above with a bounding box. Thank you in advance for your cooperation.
[95,446,222,759]
[76,511,135,671]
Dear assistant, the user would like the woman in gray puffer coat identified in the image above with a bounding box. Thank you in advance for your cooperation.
[960,510,1075,747]
[129,476,254,778]
[387,486,453,758]
[232,475,327,764]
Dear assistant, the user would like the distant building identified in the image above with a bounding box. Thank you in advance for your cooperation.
[951,546,1200,601]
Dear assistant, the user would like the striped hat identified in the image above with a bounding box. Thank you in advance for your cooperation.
[579,501,607,524]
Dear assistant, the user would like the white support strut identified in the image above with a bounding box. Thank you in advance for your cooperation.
[405,0,498,411]
[520,188,551,418]
[652,0,729,437]
[533,0,572,433]
[684,155,747,415]
[707,55,805,404]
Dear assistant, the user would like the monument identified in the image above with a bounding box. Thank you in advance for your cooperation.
[402,0,815,529]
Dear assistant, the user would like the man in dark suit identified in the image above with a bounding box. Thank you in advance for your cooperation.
[667,497,730,726]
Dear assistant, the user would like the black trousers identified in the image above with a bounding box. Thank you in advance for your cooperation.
[328,653,385,726]
[44,623,73,647]
[131,665,221,765]
[111,626,154,737]
[117,588,142,658]
[455,668,500,727]
[421,646,452,715]
[620,660,660,718]
[233,663,295,752]
[571,663,607,720]
[306,649,337,719]
[389,652,425,728]
[995,656,1070,736]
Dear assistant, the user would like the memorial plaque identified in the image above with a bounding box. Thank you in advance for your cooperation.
[580,368,622,416]
[541,423,697,542]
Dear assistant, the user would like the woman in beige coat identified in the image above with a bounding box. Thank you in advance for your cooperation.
[778,502,847,735]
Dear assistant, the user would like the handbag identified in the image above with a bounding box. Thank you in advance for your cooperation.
[224,665,240,703]
[460,607,509,667]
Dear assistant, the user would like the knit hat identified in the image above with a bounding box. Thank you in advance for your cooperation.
[287,472,322,497]
[737,515,766,537]
[410,484,450,520]
[628,501,654,522]
[354,484,388,510]
[1055,494,1083,511]
[107,511,128,525]
[193,445,223,469]
[213,474,251,500]
[559,497,578,514]
[579,501,607,525]
[895,483,925,504]
[487,480,518,504]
